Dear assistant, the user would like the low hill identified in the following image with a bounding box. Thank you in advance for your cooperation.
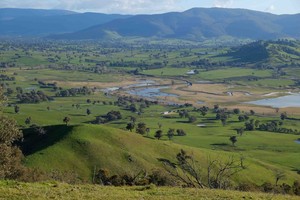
[0,8,130,36]
[225,40,300,65]
[22,124,298,186]
[51,8,300,40]
[0,180,298,200]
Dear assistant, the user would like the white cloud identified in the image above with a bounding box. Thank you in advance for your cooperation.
[0,0,183,14]
[213,0,233,8]
[265,4,276,13]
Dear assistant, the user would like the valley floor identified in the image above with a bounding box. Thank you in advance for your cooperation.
[0,181,298,200]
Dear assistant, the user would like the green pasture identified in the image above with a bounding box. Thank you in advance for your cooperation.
[0,180,298,200]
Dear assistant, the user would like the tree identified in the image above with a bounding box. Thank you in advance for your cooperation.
[280,112,287,120]
[146,128,150,137]
[155,130,163,140]
[245,119,255,131]
[130,116,136,123]
[63,116,70,126]
[179,110,189,118]
[176,129,186,136]
[229,136,237,146]
[14,105,20,114]
[86,108,91,115]
[236,128,244,136]
[126,122,135,132]
[159,150,244,189]
[158,122,162,129]
[167,128,175,140]
[0,111,24,179]
[0,116,23,145]
[136,122,147,135]
[188,116,197,123]
[250,110,255,115]
[25,117,31,125]
[129,103,137,112]
[233,108,240,115]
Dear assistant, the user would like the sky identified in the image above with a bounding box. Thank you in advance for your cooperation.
[0,0,300,15]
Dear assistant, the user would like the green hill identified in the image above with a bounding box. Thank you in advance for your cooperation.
[226,40,300,66]
[22,124,299,186]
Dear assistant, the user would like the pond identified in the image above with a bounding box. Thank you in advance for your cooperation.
[247,93,300,108]
[295,140,300,144]
[127,86,178,99]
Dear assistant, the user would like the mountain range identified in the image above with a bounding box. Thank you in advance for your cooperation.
[0,8,299,40]
[0,8,130,36]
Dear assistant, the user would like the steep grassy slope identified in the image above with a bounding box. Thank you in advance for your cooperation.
[22,124,299,185]
[0,180,298,200]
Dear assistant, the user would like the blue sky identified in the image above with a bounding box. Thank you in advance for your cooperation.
[0,0,299,14]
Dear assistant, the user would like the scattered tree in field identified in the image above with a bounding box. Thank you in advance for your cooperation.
[236,128,244,136]
[158,122,162,129]
[254,120,260,128]
[250,110,255,115]
[63,116,70,126]
[146,127,150,137]
[179,110,189,118]
[136,122,147,135]
[126,122,135,132]
[245,119,255,131]
[198,106,209,117]
[46,106,50,111]
[238,115,249,122]
[221,118,227,126]
[128,103,137,112]
[188,116,197,123]
[86,108,91,115]
[155,130,163,140]
[130,116,136,123]
[233,108,240,115]
[14,105,20,114]
[159,149,244,189]
[213,104,219,112]
[25,117,31,125]
[280,112,287,120]
[229,136,237,146]
[167,128,175,140]
[176,129,186,136]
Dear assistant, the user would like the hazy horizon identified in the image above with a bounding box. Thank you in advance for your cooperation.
[0,0,299,15]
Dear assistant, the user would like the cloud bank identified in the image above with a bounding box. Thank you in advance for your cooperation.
[0,0,183,14]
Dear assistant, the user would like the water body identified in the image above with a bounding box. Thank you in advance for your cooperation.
[127,86,178,99]
[247,93,300,108]
[197,101,205,104]
[123,80,155,89]
[295,140,300,144]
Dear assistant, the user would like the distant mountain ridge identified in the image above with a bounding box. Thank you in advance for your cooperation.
[0,8,300,40]
[51,7,300,41]
[0,8,130,36]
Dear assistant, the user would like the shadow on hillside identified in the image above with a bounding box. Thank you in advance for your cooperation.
[210,143,229,146]
[21,125,73,156]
